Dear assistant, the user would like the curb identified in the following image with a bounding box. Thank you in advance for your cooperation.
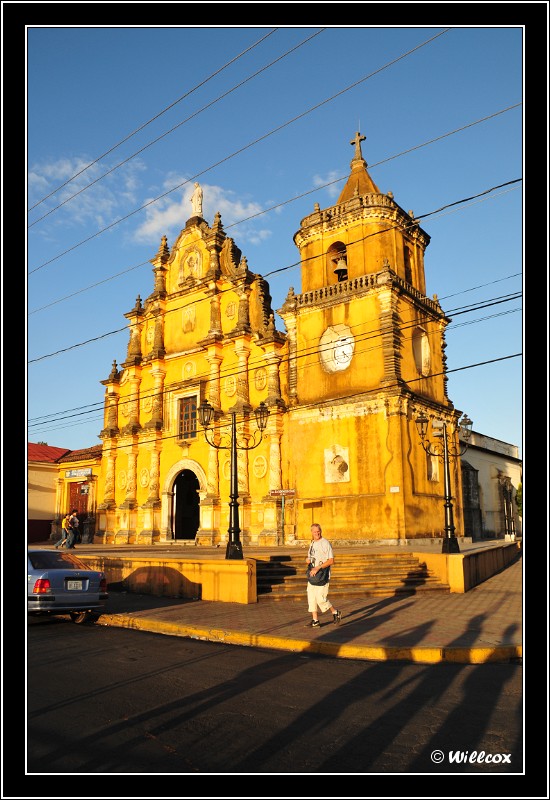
[97,613,522,665]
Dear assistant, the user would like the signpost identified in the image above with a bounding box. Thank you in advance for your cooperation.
[269,490,295,545]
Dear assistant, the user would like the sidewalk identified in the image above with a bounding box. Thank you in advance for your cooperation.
[94,549,523,665]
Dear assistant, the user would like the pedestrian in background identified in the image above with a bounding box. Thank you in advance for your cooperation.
[64,509,78,548]
[55,513,72,548]
[69,509,81,544]
[305,523,341,627]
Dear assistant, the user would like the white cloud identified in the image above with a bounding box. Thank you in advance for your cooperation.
[312,170,343,199]
[27,156,146,232]
[27,159,273,254]
[133,180,270,247]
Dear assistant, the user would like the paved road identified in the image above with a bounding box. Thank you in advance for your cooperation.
[25,618,524,775]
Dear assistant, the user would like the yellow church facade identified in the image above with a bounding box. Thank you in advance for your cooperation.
[92,132,466,548]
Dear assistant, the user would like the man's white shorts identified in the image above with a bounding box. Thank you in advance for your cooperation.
[307,581,332,613]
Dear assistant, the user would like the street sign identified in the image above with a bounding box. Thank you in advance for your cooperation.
[269,489,296,497]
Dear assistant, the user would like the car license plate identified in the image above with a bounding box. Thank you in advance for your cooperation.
[67,580,83,590]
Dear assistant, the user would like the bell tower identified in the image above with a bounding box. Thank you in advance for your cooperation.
[278,131,465,542]
[280,130,450,407]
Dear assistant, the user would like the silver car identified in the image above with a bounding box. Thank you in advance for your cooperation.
[27,549,108,623]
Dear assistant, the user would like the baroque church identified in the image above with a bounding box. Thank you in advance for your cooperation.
[60,132,469,548]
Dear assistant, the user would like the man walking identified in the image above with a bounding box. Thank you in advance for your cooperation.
[55,513,72,548]
[63,510,78,549]
[305,523,342,627]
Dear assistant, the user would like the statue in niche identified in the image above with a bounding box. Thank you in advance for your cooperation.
[187,254,197,276]
[178,250,201,287]
[182,306,196,332]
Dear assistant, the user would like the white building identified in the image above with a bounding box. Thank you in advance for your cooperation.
[460,431,522,540]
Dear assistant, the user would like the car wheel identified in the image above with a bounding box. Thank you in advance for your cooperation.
[70,611,91,624]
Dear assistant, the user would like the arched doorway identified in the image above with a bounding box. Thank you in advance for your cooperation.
[172,469,200,540]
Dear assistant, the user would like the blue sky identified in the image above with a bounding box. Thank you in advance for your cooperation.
[27,25,524,456]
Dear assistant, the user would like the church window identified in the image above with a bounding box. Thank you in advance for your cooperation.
[178,396,198,440]
[327,242,348,283]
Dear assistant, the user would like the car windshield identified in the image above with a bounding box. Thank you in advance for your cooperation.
[28,551,90,570]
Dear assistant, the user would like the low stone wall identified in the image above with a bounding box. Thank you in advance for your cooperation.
[76,555,257,604]
[76,541,520,602]
[416,541,521,593]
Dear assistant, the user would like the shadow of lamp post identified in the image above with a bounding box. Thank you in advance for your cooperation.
[415,412,473,554]
[198,400,269,560]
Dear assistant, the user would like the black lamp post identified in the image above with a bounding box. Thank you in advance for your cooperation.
[415,411,473,554]
[198,400,269,560]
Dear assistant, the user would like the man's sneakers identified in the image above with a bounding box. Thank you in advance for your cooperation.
[307,613,341,628]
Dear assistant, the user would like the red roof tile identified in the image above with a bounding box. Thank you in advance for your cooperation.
[28,442,71,463]
[58,445,103,463]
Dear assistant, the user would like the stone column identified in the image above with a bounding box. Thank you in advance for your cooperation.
[122,375,142,434]
[278,288,298,405]
[208,283,222,337]
[206,212,224,280]
[207,446,220,497]
[102,451,116,507]
[205,352,222,409]
[100,360,120,437]
[236,419,249,496]
[121,446,138,508]
[285,314,298,405]
[145,446,161,505]
[150,309,166,360]
[264,352,283,406]
[234,343,250,408]
[378,286,403,387]
[236,285,251,332]
[268,429,282,493]
[105,393,118,432]
[146,366,166,429]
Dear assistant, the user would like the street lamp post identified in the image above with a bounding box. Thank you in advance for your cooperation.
[198,400,269,560]
[415,411,473,554]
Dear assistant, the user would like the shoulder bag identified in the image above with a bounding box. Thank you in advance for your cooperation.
[306,544,330,585]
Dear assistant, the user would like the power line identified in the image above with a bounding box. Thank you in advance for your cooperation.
[28,290,521,429]
[28,27,451,275]
[224,104,521,231]
[27,136,521,314]
[28,29,326,228]
[27,181,522,362]
[28,298,522,429]
[28,351,522,446]
[27,28,280,213]
[28,259,152,315]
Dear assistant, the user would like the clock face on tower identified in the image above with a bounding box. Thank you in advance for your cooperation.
[319,325,355,373]
[334,338,354,365]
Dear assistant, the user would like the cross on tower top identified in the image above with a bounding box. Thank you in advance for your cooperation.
[350,131,366,161]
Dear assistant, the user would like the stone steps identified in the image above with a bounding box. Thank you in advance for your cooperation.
[254,552,450,601]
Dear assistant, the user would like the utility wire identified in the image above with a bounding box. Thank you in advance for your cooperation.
[28,29,326,228]
[27,181,522,362]
[27,28,280,212]
[29,308,522,437]
[226,104,521,231]
[28,27,450,275]
[27,136,521,313]
[28,351,522,445]
[28,291,521,429]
